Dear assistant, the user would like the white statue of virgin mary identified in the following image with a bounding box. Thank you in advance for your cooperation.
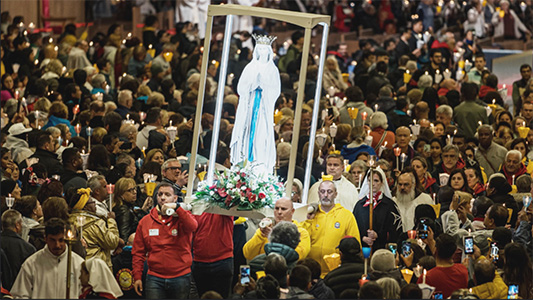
[230,34,280,176]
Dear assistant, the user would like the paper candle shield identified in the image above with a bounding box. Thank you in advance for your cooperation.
[518,126,530,139]
[323,253,341,271]
[145,182,157,197]
[401,268,414,283]
[348,107,359,120]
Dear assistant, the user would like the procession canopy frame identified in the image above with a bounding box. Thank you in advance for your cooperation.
[185,4,330,205]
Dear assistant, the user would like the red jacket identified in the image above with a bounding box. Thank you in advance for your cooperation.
[132,206,198,281]
[193,213,234,263]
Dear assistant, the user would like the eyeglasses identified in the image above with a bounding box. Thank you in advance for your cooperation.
[166,166,181,171]
[126,187,137,193]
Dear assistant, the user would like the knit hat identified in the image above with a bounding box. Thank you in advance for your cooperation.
[370,249,395,272]
[337,236,361,259]
[473,235,490,254]
[1,180,17,197]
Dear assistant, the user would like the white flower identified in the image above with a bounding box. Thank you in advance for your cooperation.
[210,191,215,196]
[241,185,247,190]
[227,183,234,189]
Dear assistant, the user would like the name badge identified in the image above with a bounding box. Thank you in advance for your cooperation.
[149,229,159,236]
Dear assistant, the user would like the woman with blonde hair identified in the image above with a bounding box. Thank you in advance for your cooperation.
[323,56,348,94]
[112,178,149,240]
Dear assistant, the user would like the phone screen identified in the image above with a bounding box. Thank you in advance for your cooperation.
[240,265,250,285]
[434,292,443,299]
[491,243,499,262]
[328,108,334,118]
[402,241,411,257]
[387,243,397,255]
[508,284,519,299]
[464,236,474,254]
[418,219,428,240]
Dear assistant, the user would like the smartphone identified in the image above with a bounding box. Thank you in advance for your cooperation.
[464,236,474,254]
[508,284,519,299]
[433,292,443,299]
[402,241,411,257]
[387,243,397,255]
[490,242,499,262]
[240,265,251,285]
[424,144,431,153]
[418,219,428,240]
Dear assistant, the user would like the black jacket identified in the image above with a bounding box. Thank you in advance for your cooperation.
[29,148,63,176]
[0,230,36,290]
[61,168,88,191]
[323,262,365,298]
[114,202,147,241]
[309,279,334,299]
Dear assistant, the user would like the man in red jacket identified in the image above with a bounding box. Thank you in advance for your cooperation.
[132,182,198,299]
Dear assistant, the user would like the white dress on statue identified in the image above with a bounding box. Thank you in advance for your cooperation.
[230,37,280,176]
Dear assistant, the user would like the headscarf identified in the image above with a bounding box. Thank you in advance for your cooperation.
[358,166,393,200]
[85,257,123,298]
[73,188,92,210]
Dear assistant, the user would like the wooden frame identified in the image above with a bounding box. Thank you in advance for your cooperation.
[185,4,330,205]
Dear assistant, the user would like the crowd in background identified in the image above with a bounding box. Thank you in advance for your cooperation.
[1,0,533,299]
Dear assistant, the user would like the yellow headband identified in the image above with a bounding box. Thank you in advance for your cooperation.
[73,188,92,210]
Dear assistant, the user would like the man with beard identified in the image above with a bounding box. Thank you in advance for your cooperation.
[302,180,360,277]
[393,172,433,231]
[499,150,529,186]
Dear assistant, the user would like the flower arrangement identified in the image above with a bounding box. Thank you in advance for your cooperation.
[194,163,284,211]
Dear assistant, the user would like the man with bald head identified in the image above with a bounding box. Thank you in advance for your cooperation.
[471,258,508,299]
[393,126,415,170]
[475,125,507,177]
[302,181,360,277]
[243,197,310,261]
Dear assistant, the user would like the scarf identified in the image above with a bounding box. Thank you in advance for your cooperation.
[363,192,382,209]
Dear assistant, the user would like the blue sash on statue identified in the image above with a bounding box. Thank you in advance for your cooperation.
[248,88,262,162]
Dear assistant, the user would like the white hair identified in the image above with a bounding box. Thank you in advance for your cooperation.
[506,149,522,161]
[369,111,388,130]
[436,105,453,117]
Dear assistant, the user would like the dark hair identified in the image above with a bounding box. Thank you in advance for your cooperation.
[288,265,311,290]
[44,217,66,236]
[103,112,123,133]
[146,107,162,124]
[42,197,69,221]
[447,169,472,193]
[461,82,478,101]
[88,144,111,170]
[396,96,408,110]
[435,233,457,259]
[345,86,364,103]
[487,204,509,227]
[14,195,38,218]
[37,179,63,204]
[63,83,79,100]
[73,69,87,86]
[503,243,532,298]
[62,147,79,167]
[474,260,495,285]
[291,31,304,44]
[297,258,321,280]
[400,284,422,299]
[520,64,532,72]
[485,74,498,89]
[359,281,384,299]
[472,196,493,218]
[144,15,158,27]
[139,161,162,182]
[36,132,52,149]
[255,274,281,299]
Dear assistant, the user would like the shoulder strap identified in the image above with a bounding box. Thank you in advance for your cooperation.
[373,132,387,153]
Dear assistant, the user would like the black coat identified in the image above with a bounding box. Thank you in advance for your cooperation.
[353,195,403,251]
[323,262,365,298]
[0,229,36,289]
[29,148,63,176]
[114,202,147,241]
[309,279,335,299]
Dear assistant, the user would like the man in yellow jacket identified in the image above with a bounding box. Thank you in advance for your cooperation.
[301,180,361,277]
[243,197,310,261]
[471,258,508,299]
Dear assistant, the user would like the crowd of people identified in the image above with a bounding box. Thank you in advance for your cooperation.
[1,0,533,299]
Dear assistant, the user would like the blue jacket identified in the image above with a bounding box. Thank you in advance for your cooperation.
[42,115,76,136]
[341,144,377,164]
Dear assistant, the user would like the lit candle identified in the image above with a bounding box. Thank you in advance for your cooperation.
[512,175,515,186]
[362,112,368,121]
[433,193,436,204]
[358,174,362,190]
[142,146,146,157]
[423,269,427,284]
[374,104,378,112]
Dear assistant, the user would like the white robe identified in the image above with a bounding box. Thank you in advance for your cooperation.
[230,43,279,176]
[393,192,433,231]
[307,176,359,212]
[11,245,84,299]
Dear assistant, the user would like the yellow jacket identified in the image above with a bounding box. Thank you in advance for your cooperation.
[69,210,120,268]
[301,204,360,277]
[243,220,310,261]
[471,272,508,299]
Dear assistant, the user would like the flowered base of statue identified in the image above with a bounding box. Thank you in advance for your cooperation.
[192,163,284,218]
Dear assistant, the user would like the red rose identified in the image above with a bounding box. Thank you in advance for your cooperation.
[209,185,216,190]
[218,189,227,197]
[259,192,266,199]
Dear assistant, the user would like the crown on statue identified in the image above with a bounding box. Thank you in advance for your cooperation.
[252,34,277,45]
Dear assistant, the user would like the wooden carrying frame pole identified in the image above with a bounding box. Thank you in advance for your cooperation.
[185,4,330,202]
